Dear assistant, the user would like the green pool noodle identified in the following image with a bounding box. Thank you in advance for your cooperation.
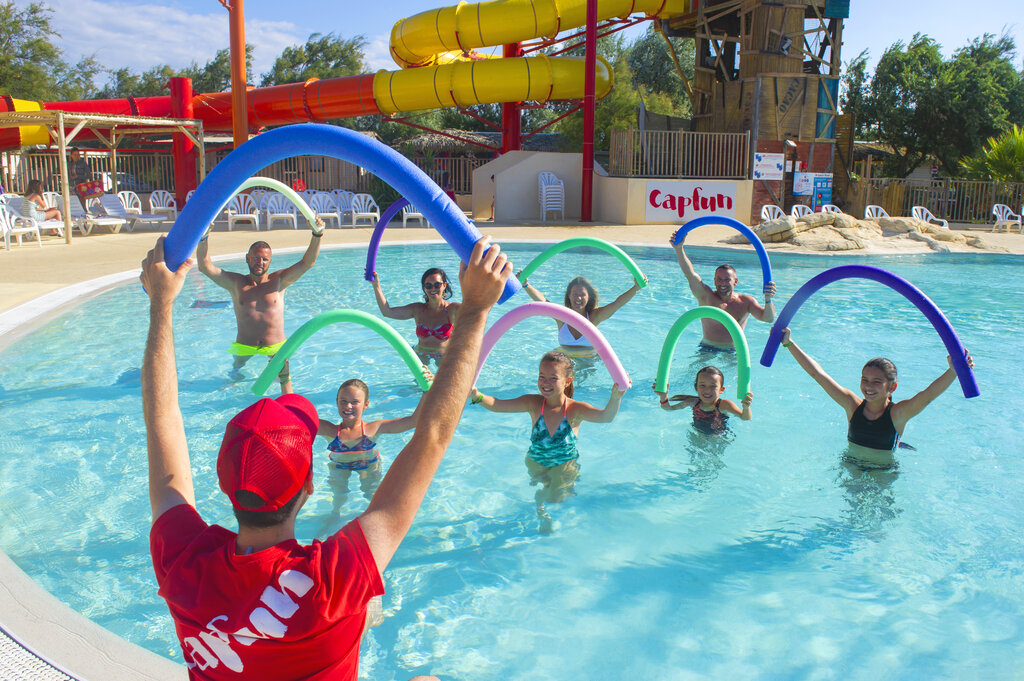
[237,176,317,227]
[518,237,647,289]
[252,309,432,395]
[654,306,751,400]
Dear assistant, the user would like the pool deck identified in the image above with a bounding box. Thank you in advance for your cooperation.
[1,217,1022,680]
[2,219,1023,315]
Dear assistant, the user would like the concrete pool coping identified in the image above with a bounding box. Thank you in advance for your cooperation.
[1,224,1022,679]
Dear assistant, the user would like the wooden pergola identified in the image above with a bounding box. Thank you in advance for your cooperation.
[0,111,205,244]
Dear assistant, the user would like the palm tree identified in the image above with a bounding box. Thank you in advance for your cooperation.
[960,125,1024,183]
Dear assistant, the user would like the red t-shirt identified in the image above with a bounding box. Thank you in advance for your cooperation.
[150,504,384,680]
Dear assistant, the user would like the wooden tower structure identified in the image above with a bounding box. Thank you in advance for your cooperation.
[663,0,849,219]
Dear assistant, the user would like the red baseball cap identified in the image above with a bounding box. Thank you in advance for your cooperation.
[217,394,319,512]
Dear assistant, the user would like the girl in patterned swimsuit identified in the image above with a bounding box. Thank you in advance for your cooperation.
[472,351,625,530]
[372,267,461,366]
[315,378,421,515]
[653,366,753,434]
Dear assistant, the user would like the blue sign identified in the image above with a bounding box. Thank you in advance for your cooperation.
[812,176,833,210]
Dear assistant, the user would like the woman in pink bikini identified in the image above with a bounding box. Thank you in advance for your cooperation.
[372,267,461,365]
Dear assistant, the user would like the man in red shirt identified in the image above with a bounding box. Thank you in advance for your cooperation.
[141,235,511,680]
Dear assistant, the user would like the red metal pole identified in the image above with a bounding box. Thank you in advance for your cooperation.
[227,0,248,148]
[501,42,523,153]
[581,0,596,222]
[168,77,196,208]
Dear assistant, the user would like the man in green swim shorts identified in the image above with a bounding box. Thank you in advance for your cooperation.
[197,218,324,393]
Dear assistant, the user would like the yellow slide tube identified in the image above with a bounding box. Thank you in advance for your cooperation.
[373,54,612,115]
[6,99,49,146]
[391,0,695,68]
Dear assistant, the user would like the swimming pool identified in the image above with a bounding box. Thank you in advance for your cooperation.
[1,241,1022,680]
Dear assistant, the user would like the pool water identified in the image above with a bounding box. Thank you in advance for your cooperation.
[1,242,1022,680]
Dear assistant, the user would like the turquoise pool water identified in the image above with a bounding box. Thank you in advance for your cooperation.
[1,241,1022,680]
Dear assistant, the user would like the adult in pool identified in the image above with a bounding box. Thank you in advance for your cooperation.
[520,274,646,357]
[141,234,511,681]
[779,327,974,465]
[471,351,624,531]
[197,220,324,394]
[670,231,776,352]
[372,268,461,365]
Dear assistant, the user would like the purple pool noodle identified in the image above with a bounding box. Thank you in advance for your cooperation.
[365,198,409,281]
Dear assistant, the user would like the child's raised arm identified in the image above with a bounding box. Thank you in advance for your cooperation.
[574,384,626,423]
[471,387,538,414]
[372,395,426,436]
[653,382,694,411]
[718,393,753,421]
[891,350,973,431]
[781,328,860,418]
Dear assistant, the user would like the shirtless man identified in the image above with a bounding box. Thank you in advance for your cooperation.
[670,231,777,351]
[197,220,323,393]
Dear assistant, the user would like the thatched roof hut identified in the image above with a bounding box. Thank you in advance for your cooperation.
[398,129,568,156]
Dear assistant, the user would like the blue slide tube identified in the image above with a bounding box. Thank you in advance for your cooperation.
[164,124,520,302]
[671,215,773,289]
[760,264,979,398]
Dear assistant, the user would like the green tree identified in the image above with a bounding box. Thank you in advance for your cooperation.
[261,33,367,86]
[839,49,870,137]
[627,27,694,113]
[862,33,943,176]
[960,124,1024,182]
[182,45,253,94]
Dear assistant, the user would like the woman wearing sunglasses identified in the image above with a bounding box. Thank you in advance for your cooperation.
[372,267,461,365]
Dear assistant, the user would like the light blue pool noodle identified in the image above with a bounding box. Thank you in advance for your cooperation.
[164,123,520,303]
[654,306,751,400]
[761,264,979,398]
[517,237,648,289]
[671,215,773,289]
[365,198,409,281]
[252,309,432,395]
[237,177,316,226]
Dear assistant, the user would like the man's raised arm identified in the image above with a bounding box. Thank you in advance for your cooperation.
[141,237,197,521]
[280,218,324,289]
[360,237,511,572]
[670,233,707,300]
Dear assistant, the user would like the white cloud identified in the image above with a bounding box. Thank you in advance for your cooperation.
[38,0,302,85]
[364,33,396,72]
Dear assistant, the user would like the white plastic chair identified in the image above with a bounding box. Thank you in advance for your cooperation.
[99,194,164,232]
[117,190,142,215]
[760,205,785,222]
[402,203,428,227]
[265,193,298,230]
[351,193,380,226]
[992,203,1022,233]
[185,189,195,204]
[864,205,889,219]
[3,196,63,238]
[912,206,948,230]
[330,190,355,226]
[790,204,812,218]
[309,193,342,229]
[0,204,41,249]
[67,197,125,235]
[538,172,565,222]
[821,204,843,214]
[148,190,177,220]
[227,194,260,231]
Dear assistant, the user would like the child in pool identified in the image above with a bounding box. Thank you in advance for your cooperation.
[316,378,422,510]
[652,365,752,434]
[779,327,973,465]
[471,351,625,528]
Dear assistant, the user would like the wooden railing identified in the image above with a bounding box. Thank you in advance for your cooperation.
[864,178,1024,224]
[1,149,175,194]
[609,129,750,179]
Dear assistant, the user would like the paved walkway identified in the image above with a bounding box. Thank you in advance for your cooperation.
[2,220,1022,314]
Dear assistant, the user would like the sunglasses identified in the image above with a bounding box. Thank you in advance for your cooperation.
[423,281,444,290]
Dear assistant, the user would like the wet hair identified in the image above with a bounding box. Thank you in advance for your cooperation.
[249,240,272,253]
[24,179,43,197]
[715,264,737,278]
[562,276,599,315]
[232,486,304,529]
[338,378,369,402]
[540,350,575,399]
[693,365,725,389]
[421,267,453,301]
[863,357,898,383]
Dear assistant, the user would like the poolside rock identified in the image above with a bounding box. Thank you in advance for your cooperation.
[831,213,860,230]
[796,212,835,229]
[753,215,798,242]
[918,220,967,242]
[790,226,866,251]
[876,217,920,234]
[965,235,1010,252]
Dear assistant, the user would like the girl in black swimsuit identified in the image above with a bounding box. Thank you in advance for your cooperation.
[779,328,973,454]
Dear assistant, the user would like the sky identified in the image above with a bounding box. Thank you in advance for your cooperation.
[24,0,1024,88]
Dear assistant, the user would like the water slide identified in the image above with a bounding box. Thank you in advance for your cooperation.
[0,0,693,150]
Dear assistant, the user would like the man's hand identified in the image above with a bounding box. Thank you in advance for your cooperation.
[459,236,512,311]
[764,281,777,302]
[670,230,683,250]
[141,236,192,308]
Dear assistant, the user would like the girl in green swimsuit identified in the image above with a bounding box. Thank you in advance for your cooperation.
[472,351,625,529]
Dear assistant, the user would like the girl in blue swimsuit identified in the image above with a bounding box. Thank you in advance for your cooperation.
[315,378,421,517]
[472,351,626,530]
[780,328,973,467]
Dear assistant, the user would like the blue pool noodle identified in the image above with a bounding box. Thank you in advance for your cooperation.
[670,215,774,289]
[365,198,409,281]
[164,124,520,302]
[761,264,979,398]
